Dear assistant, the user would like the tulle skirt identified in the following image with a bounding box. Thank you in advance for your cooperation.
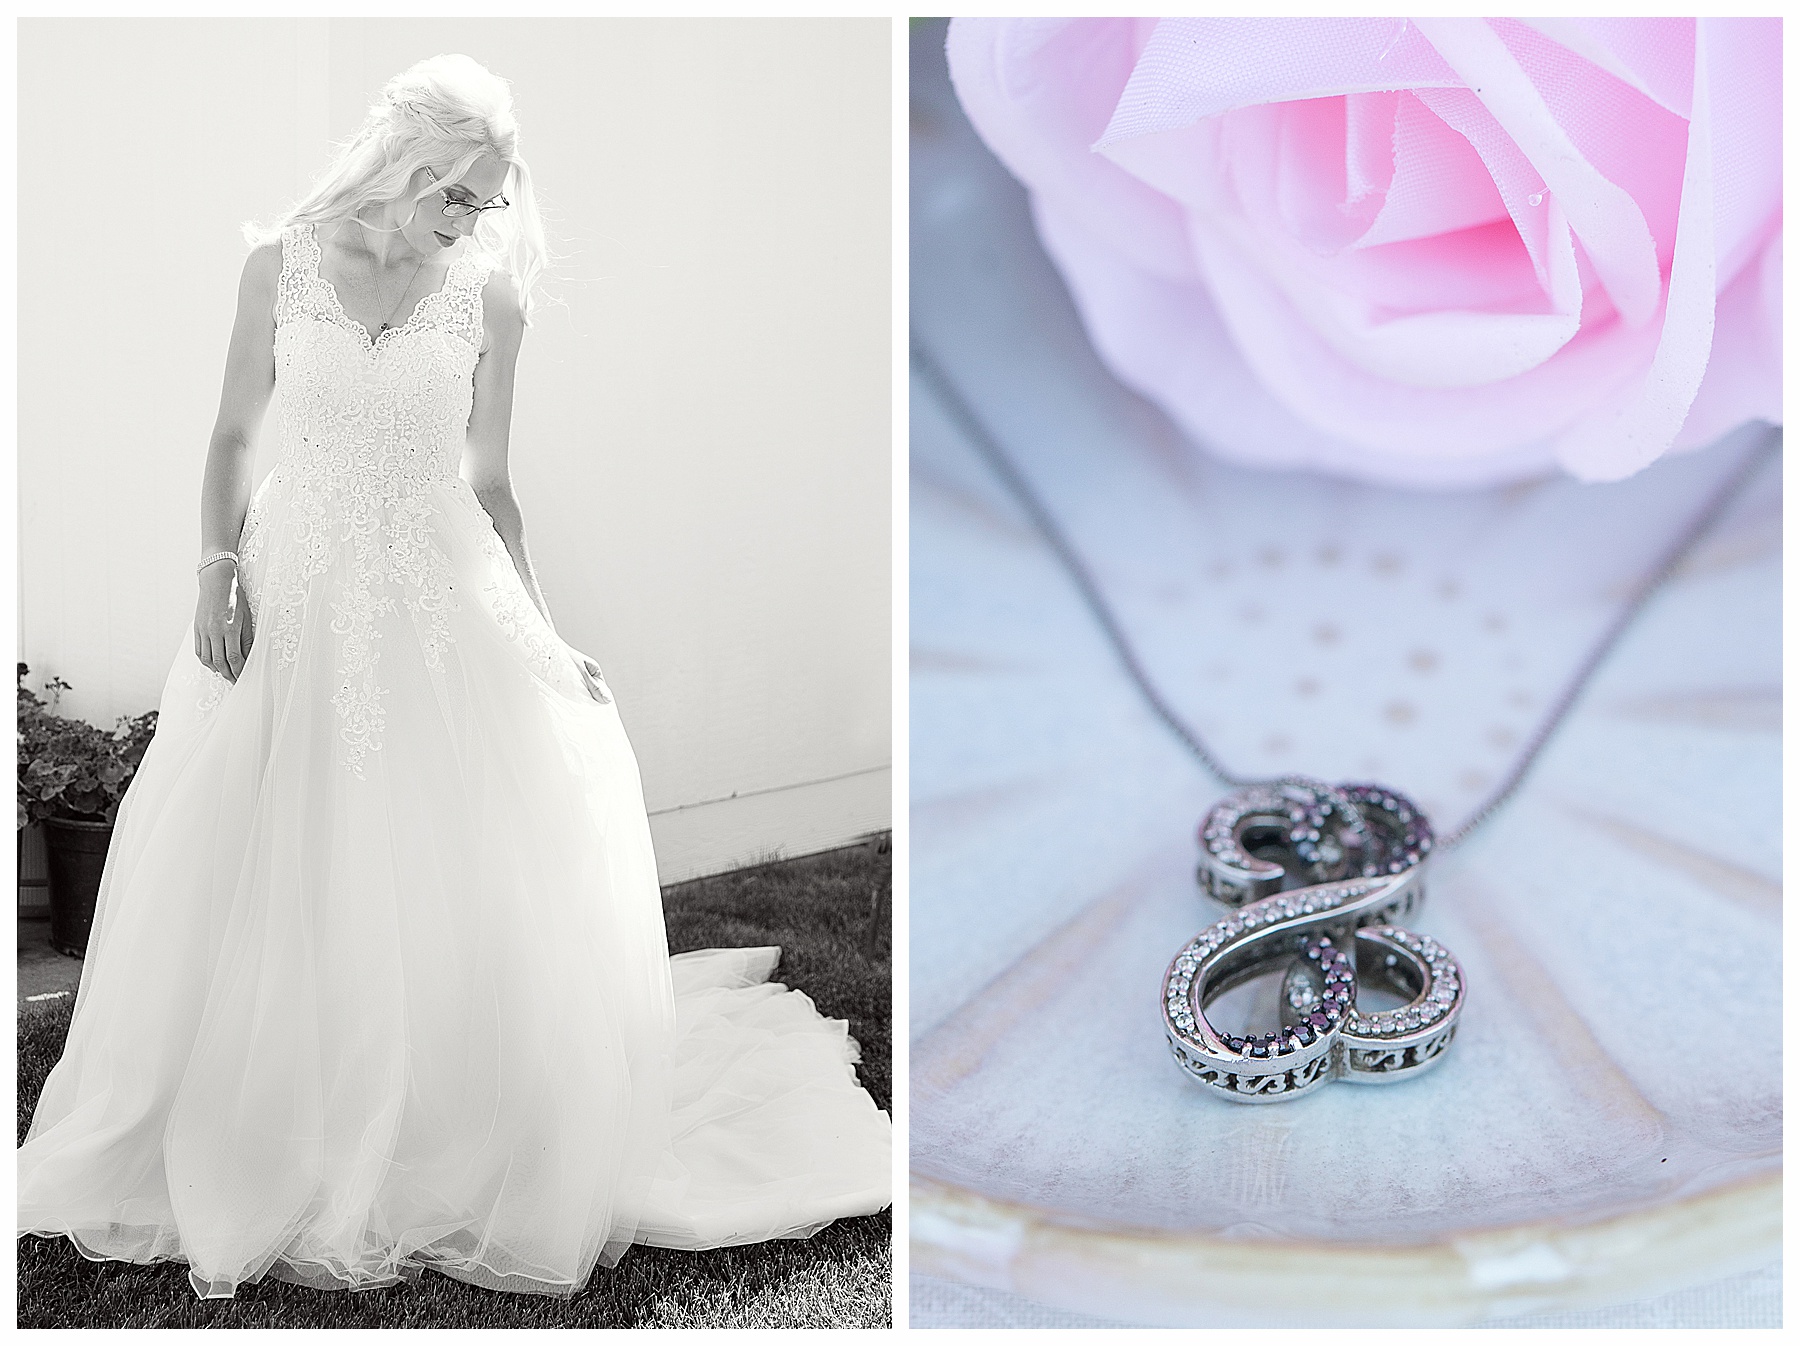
[17,475,891,1297]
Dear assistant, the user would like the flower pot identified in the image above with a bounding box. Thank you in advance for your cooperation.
[18,823,51,918]
[42,817,113,957]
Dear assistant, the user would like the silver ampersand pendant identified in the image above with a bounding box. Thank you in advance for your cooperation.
[1162,778,1465,1102]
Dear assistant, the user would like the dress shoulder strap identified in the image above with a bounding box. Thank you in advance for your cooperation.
[461,249,499,287]
[442,250,502,351]
[273,223,323,328]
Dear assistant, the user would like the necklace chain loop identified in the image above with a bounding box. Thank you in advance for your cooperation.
[911,342,1778,851]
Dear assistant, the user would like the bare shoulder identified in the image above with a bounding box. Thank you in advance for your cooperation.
[242,238,284,289]
[479,266,525,355]
[233,239,285,330]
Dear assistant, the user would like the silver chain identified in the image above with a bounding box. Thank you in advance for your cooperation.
[911,342,1779,852]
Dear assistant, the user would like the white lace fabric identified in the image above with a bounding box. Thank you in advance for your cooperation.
[17,225,892,1299]
[226,223,573,774]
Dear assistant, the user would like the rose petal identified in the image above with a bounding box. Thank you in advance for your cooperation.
[1356,93,1510,249]
[1097,18,1460,140]
[1044,176,1658,470]
[1033,193,1562,486]
[1551,20,1718,478]
[948,18,1197,283]
[1672,231,1781,453]
[1107,114,1583,388]
[1343,91,1398,212]
[1415,18,1663,327]
[1410,86,1558,294]
[1493,19,1688,269]
[1700,17,1783,283]
[1527,18,1696,119]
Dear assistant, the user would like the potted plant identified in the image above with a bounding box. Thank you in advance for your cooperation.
[17,664,158,956]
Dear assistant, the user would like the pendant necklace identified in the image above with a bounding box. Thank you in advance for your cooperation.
[371,254,426,335]
[349,217,428,337]
[912,343,1777,1104]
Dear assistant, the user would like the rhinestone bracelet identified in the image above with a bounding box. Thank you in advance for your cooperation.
[196,550,239,577]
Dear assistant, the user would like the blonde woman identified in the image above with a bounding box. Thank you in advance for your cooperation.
[18,54,890,1299]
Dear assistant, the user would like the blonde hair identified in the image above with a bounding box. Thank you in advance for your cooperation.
[248,53,548,320]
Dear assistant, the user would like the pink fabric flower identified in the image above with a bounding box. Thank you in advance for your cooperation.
[948,18,1781,486]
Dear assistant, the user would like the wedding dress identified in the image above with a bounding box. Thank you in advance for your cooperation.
[17,224,892,1298]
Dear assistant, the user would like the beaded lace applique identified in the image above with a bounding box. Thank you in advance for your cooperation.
[232,224,496,774]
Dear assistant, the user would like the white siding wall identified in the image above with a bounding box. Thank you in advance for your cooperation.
[18,18,891,883]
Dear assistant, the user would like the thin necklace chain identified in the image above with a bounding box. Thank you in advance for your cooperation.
[369,254,427,332]
[912,342,1778,852]
[341,219,429,332]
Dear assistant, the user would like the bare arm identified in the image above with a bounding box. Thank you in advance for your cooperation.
[465,271,608,702]
[194,242,280,682]
[463,271,552,622]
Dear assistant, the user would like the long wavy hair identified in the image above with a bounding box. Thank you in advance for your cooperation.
[247,54,548,320]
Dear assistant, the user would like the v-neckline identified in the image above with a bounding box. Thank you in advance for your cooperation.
[309,222,456,351]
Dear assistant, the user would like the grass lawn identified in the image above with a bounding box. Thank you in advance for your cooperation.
[17,841,892,1329]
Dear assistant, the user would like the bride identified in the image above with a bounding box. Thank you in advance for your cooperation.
[17,54,891,1299]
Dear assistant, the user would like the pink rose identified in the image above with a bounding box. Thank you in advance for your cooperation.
[948,18,1781,486]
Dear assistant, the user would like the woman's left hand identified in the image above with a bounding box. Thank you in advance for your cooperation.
[570,649,611,704]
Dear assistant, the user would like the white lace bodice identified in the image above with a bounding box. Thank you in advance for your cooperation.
[271,222,491,484]
[221,224,566,774]
[261,223,493,507]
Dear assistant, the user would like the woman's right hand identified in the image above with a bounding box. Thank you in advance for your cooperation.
[193,563,254,682]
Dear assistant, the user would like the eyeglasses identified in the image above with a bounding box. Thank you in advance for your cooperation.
[424,167,510,218]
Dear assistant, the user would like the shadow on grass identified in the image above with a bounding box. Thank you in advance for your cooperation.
[17,841,893,1329]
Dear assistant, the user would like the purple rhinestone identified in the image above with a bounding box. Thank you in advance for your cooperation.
[1308,1012,1330,1031]
[1250,1041,1268,1058]
[1228,1036,1247,1053]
